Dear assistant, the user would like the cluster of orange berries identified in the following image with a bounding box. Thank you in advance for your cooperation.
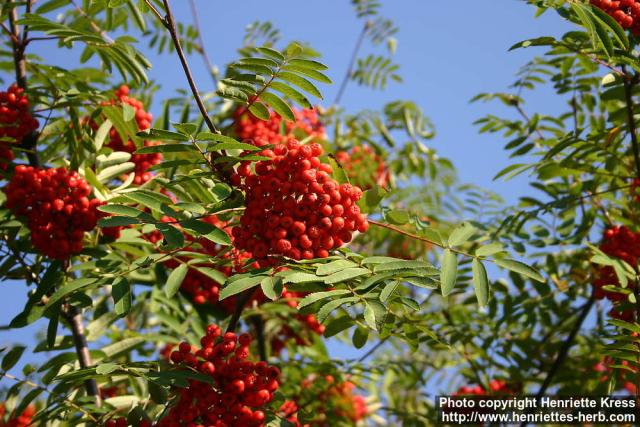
[234,107,326,146]
[279,376,368,426]
[593,358,637,394]
[0,404,35,427]
[591,0,640,35]
[335,145,389,190]
[271,288,325,354]
[231,139,368,264]
[160,324,279,427]
[0,85,39,170]
[453,379,511,396]
[4,166,107,259]
[104,85,162,185]
[593,225,640,321]
[0,85,38,144]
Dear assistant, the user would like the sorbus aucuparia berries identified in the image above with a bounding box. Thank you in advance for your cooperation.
[592,0,640,35]
[4,166,107,259]
[0,85,38,145]
[159,324,279,427]
[335,145,389,190]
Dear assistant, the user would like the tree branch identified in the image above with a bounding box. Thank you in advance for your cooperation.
[158,0,219,134]
[251,315,267,361]
[8,0,39,167]
[225,290,254,333]
[62,305,101,407]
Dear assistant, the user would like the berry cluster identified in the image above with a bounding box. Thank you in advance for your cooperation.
[280,376,368,427]
[593,357,638,394]
[157,215,263,312]
[104,85,162,184]
[591,0,640,35]
[159,324,279,427]
[271,288,325,354]
[234,107,325,147]
[5,166,106,259]
[453,379,511,396]
[231,139,368,263]
[335,145,389,190]
[593,226,640,321]
[0,404,36,427]
[0,85,39,145]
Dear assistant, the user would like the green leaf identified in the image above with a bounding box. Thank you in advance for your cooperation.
[181,218,231,246]
[96,363,119,375]
[219,275,265,300]
[261,276,283,301]
[136,144,198,154]
[298,289,352,309]
[112,277,131,317]
[165,264,188,298]
[97,204,154,221]
[45,278,99,310]
[98,216,140,227]
[324,267,370,284]
[448,222,476,247]
[316,259,359,276]
[379,281,399,303]
[248,102,271,120]
[475,242,505,257]
[2,346,25,371]
[352,326,369,349]
[440,249,458,297]
[494,258,545,283]
[317,297,358,323]
[278,72,322,98]
[96,162,135,183]
[138,128,189,141]
[155,223,185,248]
[472,259,489,308]
[259,92,295,121]
[323,316,353,338]
[364,300,386,331]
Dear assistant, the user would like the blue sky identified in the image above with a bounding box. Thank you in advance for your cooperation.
[0,1,574,382]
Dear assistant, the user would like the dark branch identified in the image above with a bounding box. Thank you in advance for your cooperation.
[160,0,219,134]
[62,305,101,406]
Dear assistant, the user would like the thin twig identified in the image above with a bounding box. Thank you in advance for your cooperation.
[69,0,113,43]
[334,22,368,105]
[157,0,219,134]
[188,0,217,87]
[368,219,474,259]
